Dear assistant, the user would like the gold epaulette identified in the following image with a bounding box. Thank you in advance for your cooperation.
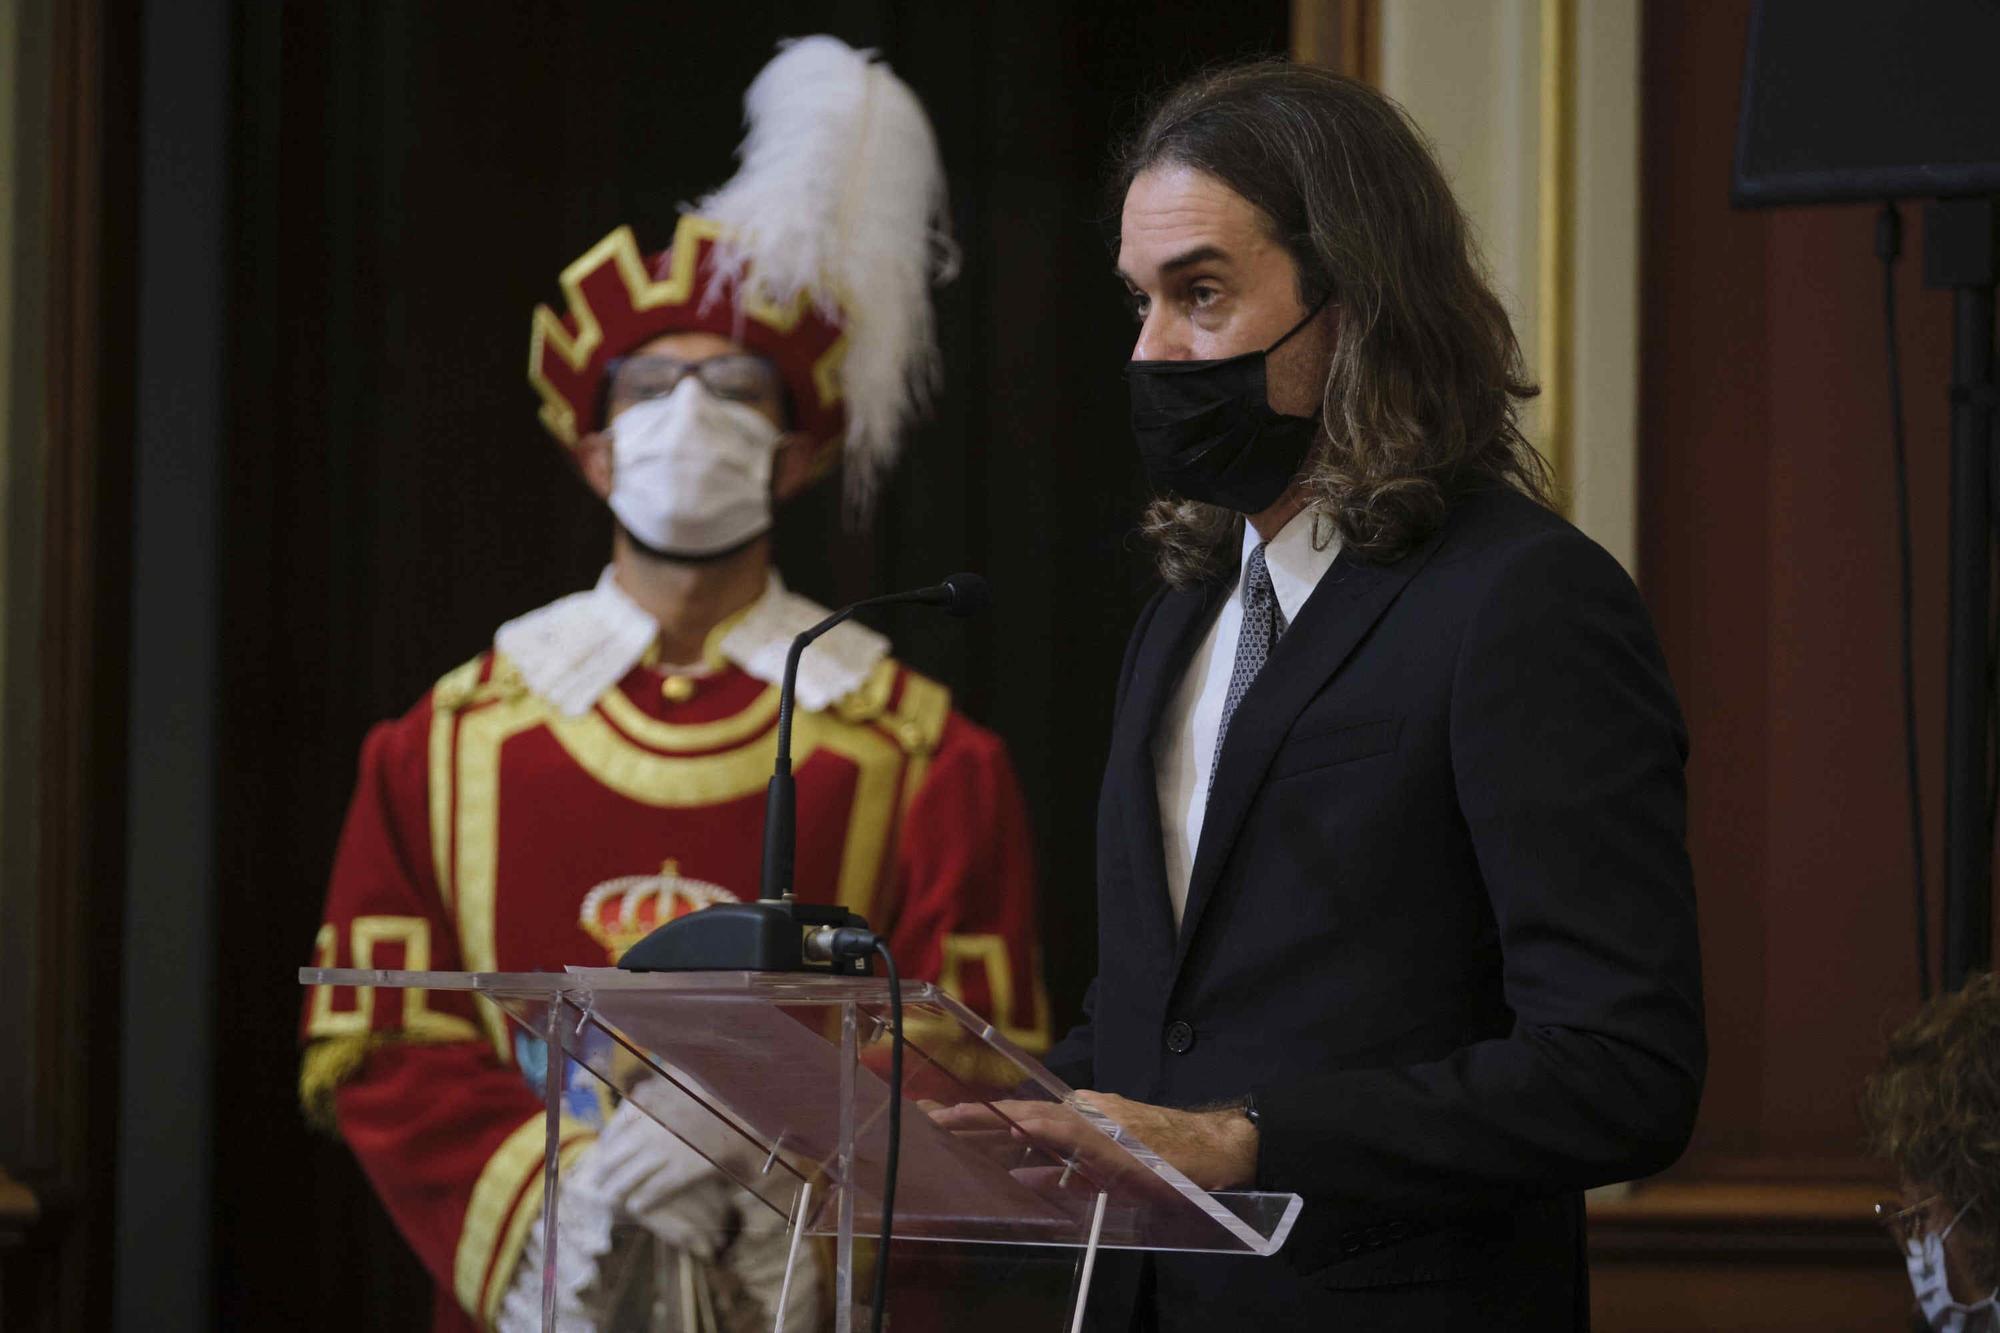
[833,659,951,758]
[431,652,526,715]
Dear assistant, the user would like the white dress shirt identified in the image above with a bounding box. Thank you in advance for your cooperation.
[1153,509,1343,927]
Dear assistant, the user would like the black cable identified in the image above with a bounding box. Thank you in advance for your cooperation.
[869,939,903,1333]
[1880,201,1933,1002]
[1988,541,1999,866]
[1987,405,2000,879]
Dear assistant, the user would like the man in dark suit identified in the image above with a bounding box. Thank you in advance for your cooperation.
[1038,61,1705,1329]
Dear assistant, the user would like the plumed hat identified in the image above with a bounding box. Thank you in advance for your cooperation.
[528,36,956,511]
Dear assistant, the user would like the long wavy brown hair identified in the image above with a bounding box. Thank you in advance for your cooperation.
[1864,971,2000,1288]
[1115,61,1553,586]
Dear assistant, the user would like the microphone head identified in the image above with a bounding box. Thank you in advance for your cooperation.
[940,572,991,617]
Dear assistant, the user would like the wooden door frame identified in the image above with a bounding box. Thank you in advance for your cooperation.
[1292,0,1380,82]
[2,1,140,1329]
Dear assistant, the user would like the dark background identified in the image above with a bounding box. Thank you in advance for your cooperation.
[214,3,1286,1326]
[15,2,1988,1329]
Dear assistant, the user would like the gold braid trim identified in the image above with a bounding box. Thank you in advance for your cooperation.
[298,1031,490,1135]
[299,1035,383,1134]
[480,1134,593,1327]
[432,654,488,714]
[887,670,950,759]
[831,658,899,726]
[832,661,951,758]
[455,1113,594,1324]
[432,652,527,717]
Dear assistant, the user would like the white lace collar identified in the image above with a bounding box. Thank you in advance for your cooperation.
[494,567,888,718]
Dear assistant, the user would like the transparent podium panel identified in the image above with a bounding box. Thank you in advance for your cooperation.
[302,967,1301,1331]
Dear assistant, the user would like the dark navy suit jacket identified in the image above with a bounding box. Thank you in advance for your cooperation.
[1044,488,1706,1331]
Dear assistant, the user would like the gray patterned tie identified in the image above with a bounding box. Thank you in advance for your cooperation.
[1210,542,1287,794]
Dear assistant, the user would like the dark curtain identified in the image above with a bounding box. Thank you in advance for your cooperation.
[215,3,1287,1325]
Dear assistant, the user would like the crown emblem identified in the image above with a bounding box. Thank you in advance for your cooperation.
[578,860,742,961]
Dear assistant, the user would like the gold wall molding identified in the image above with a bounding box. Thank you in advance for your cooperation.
[1368,0,1641,573]
[1536,0,1576,502]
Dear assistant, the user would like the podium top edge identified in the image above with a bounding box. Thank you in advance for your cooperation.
[298,965,944,1003]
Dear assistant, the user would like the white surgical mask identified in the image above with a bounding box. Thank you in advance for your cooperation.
[1905,1202,2000,1332]
[605,379,784,559]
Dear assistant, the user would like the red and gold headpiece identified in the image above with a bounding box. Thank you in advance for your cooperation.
[527,36,955,513]
[527,216,849,460]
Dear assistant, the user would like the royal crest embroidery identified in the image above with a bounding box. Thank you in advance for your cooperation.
[578,861,741,961]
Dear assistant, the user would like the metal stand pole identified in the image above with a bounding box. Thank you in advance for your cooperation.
[539,1000,565,1333]
[835,1001,857,1333]
[1066,1192,1110,1333]
[773,1180,813,1333]
[1926,196,1999,991]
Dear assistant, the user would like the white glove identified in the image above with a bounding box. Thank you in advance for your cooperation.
[604,1082,823,1331]
[725,1194,820,1333]
[590,1090,738,1259]
[497,1081,822,1331]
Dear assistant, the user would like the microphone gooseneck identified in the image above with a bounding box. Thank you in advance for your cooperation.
[623,572,991,971]
[758,575,994,903]
[761,602,859,901]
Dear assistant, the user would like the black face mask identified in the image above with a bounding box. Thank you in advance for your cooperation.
[1125,299,1328,514]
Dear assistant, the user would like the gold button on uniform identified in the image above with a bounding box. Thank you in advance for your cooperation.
[661,675,697,704]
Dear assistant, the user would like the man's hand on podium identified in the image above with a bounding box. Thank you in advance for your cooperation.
[926,1091,1259,1196]
[1069,1092,1259,1193]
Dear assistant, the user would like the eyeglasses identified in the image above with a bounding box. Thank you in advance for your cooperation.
[604,353,784,413]
[1875,1196,1942,1247]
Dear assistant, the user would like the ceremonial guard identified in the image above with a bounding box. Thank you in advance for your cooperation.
[300,37,1045,1331]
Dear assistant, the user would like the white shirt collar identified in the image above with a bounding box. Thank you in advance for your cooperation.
[1241,506,1342,622]
[714,574,890,712]
[494,566,888,717]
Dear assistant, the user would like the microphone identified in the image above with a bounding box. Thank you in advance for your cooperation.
[936,572,990,617]
[620,574,992,973]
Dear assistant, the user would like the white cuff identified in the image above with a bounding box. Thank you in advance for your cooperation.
[492,1141,618,1333]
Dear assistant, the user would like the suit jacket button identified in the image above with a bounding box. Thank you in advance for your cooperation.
[1164,1020,1195,1054]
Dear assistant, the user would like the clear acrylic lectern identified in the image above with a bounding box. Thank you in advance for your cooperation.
[299,967,1300,1331]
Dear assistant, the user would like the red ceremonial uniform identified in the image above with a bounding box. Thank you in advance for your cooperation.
[301,635,1045,1330]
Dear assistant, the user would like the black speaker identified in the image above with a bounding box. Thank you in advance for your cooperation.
[1732,0,2000,208]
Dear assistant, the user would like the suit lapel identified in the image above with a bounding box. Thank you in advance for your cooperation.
[1171,533,1447,975]
[1110,581,1227,966]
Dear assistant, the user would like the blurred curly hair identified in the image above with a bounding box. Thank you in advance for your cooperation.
[1863,971,2000,1285]
[1115,61,1553,587]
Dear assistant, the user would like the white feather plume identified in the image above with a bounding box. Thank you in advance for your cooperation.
[696,35,956,514]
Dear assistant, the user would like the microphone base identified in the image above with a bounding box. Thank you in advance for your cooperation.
[616,900,873,974]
